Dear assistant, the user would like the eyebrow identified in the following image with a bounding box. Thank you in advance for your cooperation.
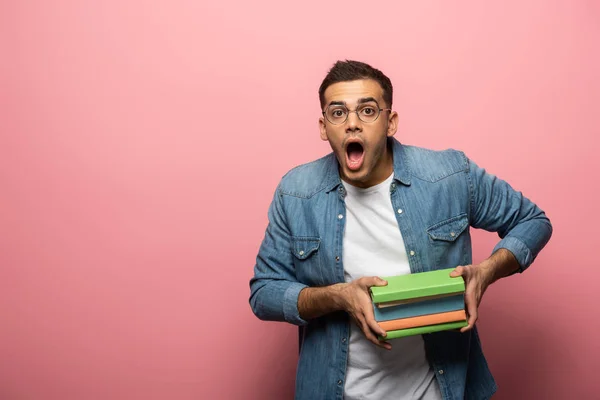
[357,97,378,104]
[327,97,379,107]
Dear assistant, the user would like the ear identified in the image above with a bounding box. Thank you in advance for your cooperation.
[386,110,398,138]
[319,117,328,141]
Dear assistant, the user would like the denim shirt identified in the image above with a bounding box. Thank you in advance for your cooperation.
[249,138,552,400]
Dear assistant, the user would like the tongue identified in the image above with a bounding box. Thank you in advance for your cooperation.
[346,143,364,171]
[348,147,363,162]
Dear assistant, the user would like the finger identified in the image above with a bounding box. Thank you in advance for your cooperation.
[378,339,392,350]
[358,276,388,289]
[359,318,379,344]
[359,316,391,350]
[461,291,478,333]
[365,320,392,350]
[363,305,386,338]
[361,295,390,347]
[367,316,387,338]
[375,276,388,286]
[366,330,392,350]
[450,265,467,278]
[461,323,473,333]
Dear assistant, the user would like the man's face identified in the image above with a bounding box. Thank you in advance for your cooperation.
[319,79,398,188]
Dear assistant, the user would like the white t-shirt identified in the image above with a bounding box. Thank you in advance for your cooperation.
[342,173,442,400]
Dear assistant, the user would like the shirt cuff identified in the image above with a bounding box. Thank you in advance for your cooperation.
[492,236,533,273]
[283,282,309,326]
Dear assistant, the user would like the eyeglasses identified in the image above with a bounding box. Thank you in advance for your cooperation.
[322,101,391,125]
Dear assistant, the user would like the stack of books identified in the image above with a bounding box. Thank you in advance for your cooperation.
[370,268,468,340]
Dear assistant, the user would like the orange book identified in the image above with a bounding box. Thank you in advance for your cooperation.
[378,310,466,331]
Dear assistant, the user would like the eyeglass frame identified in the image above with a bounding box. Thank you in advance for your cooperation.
[321,99,392,125]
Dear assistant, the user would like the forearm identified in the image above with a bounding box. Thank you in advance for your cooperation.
[469,157,553,272]
[479,248,521,284]
[298,284,347,321]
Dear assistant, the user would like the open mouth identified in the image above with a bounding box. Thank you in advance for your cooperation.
[345,141,365,171]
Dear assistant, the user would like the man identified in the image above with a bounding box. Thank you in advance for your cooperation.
[249,60,552,400]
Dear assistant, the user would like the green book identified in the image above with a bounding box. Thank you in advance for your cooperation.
[379,320,468,340]
[370,268,465,305]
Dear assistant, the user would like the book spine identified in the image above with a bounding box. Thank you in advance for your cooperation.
[373,293,464,321]
[371,284,464,304]
[379,321,468,340]
[375,292,462,308]
[378,310,466,331]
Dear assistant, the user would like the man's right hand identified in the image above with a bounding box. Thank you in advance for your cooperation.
[338,277,391,350]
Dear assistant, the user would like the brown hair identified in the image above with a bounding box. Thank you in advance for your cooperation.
[318,60,393,109]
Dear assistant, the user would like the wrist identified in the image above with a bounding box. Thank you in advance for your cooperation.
[330,283,349,312]
[476,261,497,286]
[480,248,519,284]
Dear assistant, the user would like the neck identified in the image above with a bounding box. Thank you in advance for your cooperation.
[370,144,394,185]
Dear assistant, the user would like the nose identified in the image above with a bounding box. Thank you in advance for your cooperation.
[345,110,362,132]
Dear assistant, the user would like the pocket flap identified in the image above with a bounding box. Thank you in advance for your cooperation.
[291,237,320,260]
[427,214,469,242]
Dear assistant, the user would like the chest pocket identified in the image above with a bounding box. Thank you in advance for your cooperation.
[291,236,324,286]
[426,214,469,268]
[427,214,469,242]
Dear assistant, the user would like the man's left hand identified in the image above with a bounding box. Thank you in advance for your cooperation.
[449,263,495,333]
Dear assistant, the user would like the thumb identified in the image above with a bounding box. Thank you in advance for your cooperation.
[450,265,466,277]
[373,276,388,286]
[361,276,388,288]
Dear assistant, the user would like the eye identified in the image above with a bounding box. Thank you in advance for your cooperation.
[361,107,376,115]
[330,108,347,118]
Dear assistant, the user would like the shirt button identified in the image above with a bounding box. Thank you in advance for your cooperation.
[410,250,415,256]
[337,380,343,385]
[438,369,444,375]
[338,214,343,219]
[335,256,340,262]
[341,337,346,343]
[299,250,304,256]
[397,209,403,214]
[450,232,456,237]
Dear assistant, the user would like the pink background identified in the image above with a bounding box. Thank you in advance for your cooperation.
[1,1,599,399]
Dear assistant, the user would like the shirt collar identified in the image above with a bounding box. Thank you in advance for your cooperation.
[324,137,411,193]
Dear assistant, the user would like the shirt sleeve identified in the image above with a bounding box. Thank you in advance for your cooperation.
[249,184,308,325]
[467,157,553,272]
